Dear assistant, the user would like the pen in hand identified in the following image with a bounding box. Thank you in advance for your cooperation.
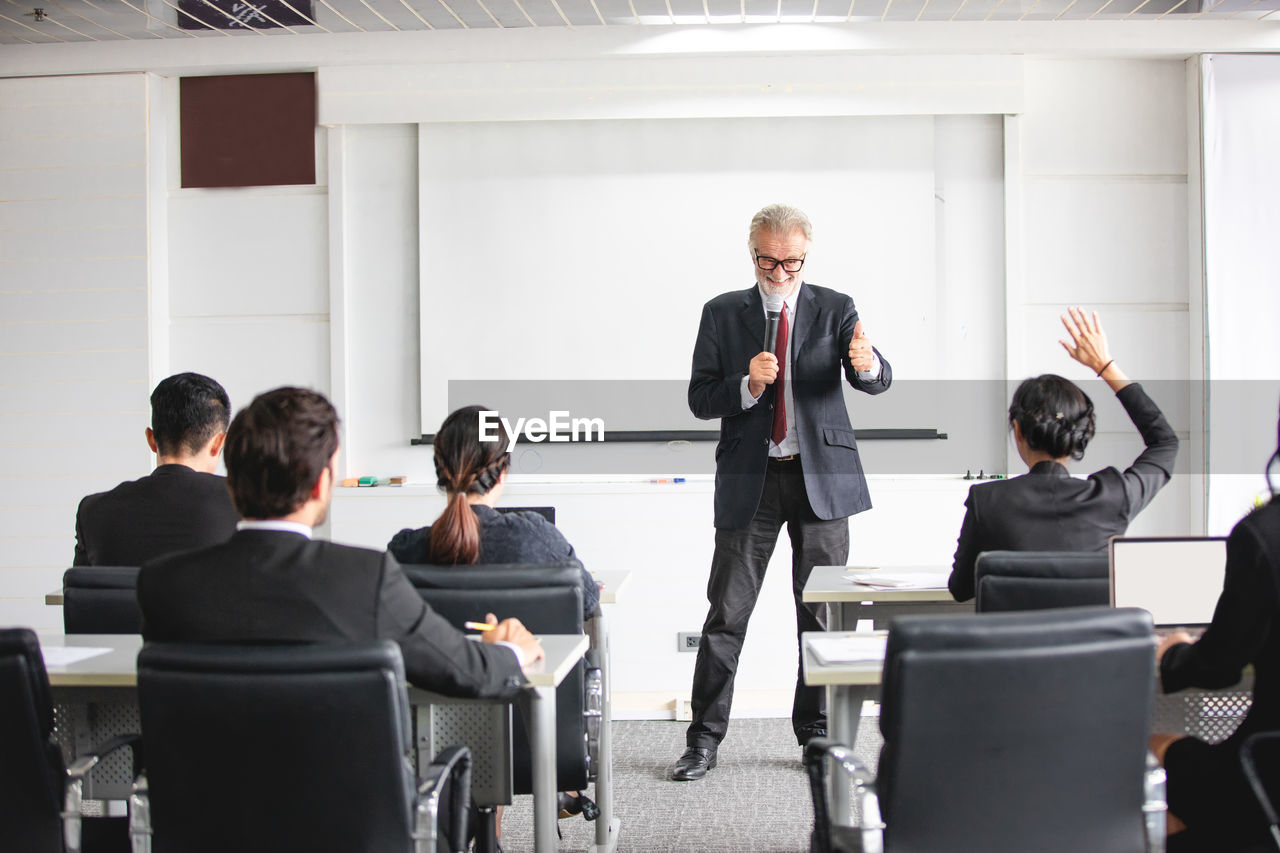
[464,620,496,632]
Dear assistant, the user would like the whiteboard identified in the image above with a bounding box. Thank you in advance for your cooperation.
[417,115,937,436]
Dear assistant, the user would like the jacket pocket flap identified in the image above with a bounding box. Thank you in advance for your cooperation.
[822,428,858,450]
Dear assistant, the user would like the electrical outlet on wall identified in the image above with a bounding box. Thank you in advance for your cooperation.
[677,631,701,652]
[675,698,693,721]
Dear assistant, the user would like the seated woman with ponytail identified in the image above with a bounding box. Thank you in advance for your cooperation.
[389,405,602,829]
[387,403,600,619]
[947,308,1179,602]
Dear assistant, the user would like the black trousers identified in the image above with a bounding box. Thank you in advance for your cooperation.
[686,456,850,749]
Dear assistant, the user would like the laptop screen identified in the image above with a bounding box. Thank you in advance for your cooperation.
[1109,536,1227,627]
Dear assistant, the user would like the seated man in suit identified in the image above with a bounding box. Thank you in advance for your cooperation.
[138,386,541,699]
[74,372,240,566]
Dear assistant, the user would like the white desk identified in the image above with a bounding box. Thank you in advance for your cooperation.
[802,564,973,630]
[801,631,885,826]
[42,633,587,853]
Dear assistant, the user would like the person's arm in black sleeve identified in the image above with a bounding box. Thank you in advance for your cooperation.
[1114,383,1178,519]
[73,499,91,566]
[375,553,527,700]
[948,489,981,602]
[527,517,598,619]
[689,303,748,420]
[1161,517,1275,692]
[1057,306,1177,518]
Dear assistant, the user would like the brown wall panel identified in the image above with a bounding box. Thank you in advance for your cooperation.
[180,72,316,188]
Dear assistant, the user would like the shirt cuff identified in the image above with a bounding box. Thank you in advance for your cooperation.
[740,375,761,409]
[855,353,881,382]
[495,640,526,668]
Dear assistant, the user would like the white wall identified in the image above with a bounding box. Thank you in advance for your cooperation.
[1007,58,1196,538]
[0,73,153,631]
[1201,54,1280,534]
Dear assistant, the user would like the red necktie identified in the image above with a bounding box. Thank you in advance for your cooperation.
[771,303,789,446]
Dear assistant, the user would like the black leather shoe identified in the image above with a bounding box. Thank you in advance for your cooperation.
[796,725,828,747]
[672,746,717,781]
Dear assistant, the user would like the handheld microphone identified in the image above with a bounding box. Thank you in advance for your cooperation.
[764,294,783,354]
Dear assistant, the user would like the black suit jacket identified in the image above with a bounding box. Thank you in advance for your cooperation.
[138,529,526,700]
[1159,500,1280,842]
[74,464,239,566]
[689,282,892,529]
[948,383,1178,601]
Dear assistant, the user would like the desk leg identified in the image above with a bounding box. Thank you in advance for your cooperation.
[588,610,619,853]
[528,684,558,853]
[827,683,875,827]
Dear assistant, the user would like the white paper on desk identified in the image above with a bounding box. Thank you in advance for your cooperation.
[844,570,950,590]
[808,636,888,664]
[42,646,112,667]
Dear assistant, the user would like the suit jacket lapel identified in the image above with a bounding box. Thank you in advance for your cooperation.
[736,286,766,353]
[791,282,817,356]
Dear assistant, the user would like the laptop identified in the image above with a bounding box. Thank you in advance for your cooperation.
[1109,536,1227,636]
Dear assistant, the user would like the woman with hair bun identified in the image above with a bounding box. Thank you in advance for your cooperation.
[947,308,1179,602]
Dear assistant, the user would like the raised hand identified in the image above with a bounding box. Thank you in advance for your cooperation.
[1059,307,1112,374]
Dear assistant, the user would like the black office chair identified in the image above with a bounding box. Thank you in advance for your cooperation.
[403,561,599,848]
[805,607,1166,853]
[62,568,142,634]
[1242,731,1280,852]
[133,641,471,853]
[974,550,1110,613]
[495,506,556,525]
[0,627,141,853]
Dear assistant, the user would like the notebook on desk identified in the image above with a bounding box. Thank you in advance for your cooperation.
[1109,536,1227,637]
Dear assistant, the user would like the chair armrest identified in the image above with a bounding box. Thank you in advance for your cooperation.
[1143,751,1167,853]
[130,772,151,853]
[1240,731,1280,852]
[584,664,603,781]
[416,745,472,853]
[803,738,883,853]
[63,733,144,853]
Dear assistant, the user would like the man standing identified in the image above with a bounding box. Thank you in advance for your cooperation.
[74,372,239,566]
[673,204,892,780]
[138,386,540,699]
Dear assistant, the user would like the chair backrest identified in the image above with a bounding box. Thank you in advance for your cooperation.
[495,506,556,525]
[0,627,65,853]
[63,567,142,634]
[137,641,419,853]
[974,550,1110,613]
[877,607,1155,853]
[402,561,586,793]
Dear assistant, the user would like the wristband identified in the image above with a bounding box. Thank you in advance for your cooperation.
[1096,359,1114,377]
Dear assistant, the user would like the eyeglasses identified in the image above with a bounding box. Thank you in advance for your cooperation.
[754,251,806,273]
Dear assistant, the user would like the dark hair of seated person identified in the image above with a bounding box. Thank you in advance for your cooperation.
[223,387,340,519]
[429,405,512,565]
[1008,373,1096,461]
[150,372,231,457]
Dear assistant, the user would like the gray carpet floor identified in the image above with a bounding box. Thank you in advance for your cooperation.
[498,717,882,852]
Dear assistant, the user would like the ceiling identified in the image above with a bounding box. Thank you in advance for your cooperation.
[2,0,1277,46]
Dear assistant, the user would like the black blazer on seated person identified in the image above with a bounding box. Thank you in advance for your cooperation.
[948,382,1178,602]
[74,464,239,566]
[138,529,526,700]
